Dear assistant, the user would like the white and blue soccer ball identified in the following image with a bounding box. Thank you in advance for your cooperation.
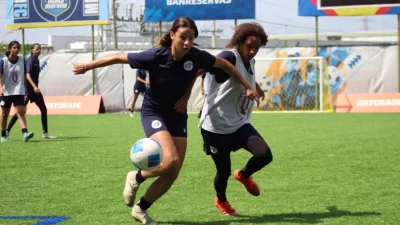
[130,138,163,171]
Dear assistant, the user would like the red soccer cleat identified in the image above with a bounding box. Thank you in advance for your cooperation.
[234,170,260,196]
[214,197,239,216]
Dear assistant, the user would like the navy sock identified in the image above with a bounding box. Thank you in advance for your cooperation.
[137,197,152,210]
[136,170,146,184]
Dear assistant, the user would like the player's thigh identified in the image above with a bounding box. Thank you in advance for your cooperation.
[165,113,188,138]
[201,129,232,172]
[33,94,46,109]
[0,96,12,113]
[13,96,26,115]
[172,137,187,169]
[201,128,232,156]
[231,123,262,150]
[142,114,180,165]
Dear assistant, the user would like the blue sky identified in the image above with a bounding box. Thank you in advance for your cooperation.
[0,0,398,45]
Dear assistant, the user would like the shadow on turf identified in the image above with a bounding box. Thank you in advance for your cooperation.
[52,136,92,140]
[158,206,381,224]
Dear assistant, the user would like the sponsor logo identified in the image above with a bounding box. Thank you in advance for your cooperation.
[45,102,82,109]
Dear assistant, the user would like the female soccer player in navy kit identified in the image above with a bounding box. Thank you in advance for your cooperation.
[199,22,273,216]
[0,41,34,142]
[129,69,149,117]
[73,17,259,224]
[7,43,56,139]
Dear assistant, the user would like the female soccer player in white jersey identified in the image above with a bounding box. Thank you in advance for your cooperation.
[199,22,273,216]
[7,43,57,139]
[0,41,34,142]
[72,17,259,224]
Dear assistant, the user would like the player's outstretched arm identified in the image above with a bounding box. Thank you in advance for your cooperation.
[73,54,128,75]
[213,57,259,102]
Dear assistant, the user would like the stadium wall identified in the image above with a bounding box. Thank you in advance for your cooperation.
[37,46,398,112]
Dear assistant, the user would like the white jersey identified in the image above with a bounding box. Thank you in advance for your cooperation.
[1,56,25,96]
[203,73,211,95]
[200,49,256,134]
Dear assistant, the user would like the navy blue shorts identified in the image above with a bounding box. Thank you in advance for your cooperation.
[201,123,261,155]
[141,111,188,138]
[134,83,146,94]
[0,95,25,108]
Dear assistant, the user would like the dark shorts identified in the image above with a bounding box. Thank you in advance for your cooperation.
[141,111,188,138]
[201,123,261,155]
[26,91,44,103]
[0,95,25,108]
[134,83,146,94]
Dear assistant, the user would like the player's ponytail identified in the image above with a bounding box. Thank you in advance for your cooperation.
[157,34,172,47]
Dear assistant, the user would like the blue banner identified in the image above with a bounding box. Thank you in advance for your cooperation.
[6,0,109,30]
[144,0,255,22]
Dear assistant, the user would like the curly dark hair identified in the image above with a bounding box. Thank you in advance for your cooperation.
[226,22,268,48]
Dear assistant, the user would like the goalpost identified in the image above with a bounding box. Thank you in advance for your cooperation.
[255,56,333,112]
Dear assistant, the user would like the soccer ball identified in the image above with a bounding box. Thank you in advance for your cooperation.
[130,138,163,171]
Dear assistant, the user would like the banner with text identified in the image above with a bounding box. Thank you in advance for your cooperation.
[336,93,400,113]
[298,0,400,16]
[10,96,105,115]
[6,0,109,30]
[144,0,255,22]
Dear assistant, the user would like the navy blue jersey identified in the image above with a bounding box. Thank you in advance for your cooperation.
[26,56,40,87]
[128,46,216,112]
[208,51,235,83]
[136,69,147,81]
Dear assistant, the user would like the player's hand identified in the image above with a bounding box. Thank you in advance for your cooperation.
[72,62,88,75]
[174,96,189,114]
[0,87,4,96]
[246,88,260,107]
[34,87,41,94]
[256,86,265,101]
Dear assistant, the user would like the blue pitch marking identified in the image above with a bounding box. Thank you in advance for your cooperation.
[0,216,70,225]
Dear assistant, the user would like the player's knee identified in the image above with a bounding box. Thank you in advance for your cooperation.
[216,165,231,180]
[1,110,8,117]
[15,107,26,117]
[248,136,273,164]
[161,154,183,179]
[40,106,47,114]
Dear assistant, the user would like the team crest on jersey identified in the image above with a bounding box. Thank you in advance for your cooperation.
[151,120,162,129]
[183,61,193,71]
[0,101,4,106]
